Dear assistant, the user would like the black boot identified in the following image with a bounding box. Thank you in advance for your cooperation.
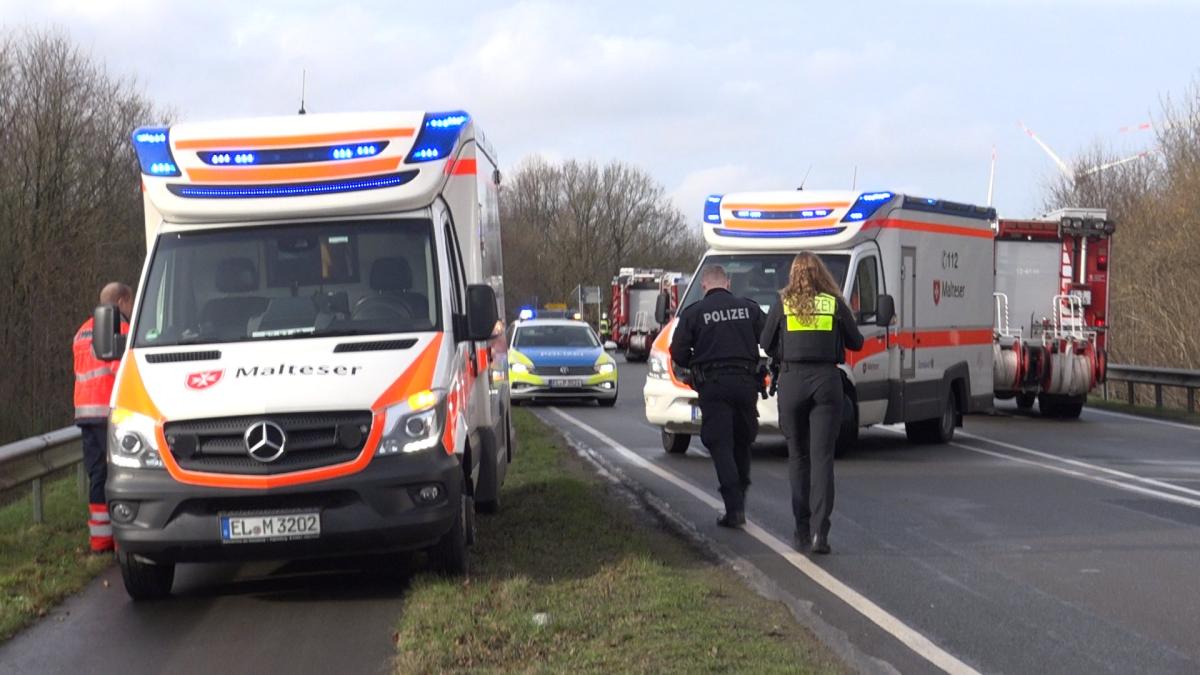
[717,509,745,528]
[792,527,811,552]
[810,533,831,555]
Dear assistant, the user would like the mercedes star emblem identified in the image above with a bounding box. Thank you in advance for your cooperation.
[244,421,287,463]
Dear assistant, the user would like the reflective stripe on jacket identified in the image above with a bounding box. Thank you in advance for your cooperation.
[73,317,127,421]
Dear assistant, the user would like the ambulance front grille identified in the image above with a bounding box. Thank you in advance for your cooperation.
[163,411,373,475]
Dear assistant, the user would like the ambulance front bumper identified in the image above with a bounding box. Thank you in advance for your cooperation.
[643,376,783,433]
[106,449,462,563]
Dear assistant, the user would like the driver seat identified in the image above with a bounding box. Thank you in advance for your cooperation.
[353,257,428,322]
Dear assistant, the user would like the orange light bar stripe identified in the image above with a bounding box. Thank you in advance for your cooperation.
[186,156,402,183]
[722,202,850,211]
[175,127,415,150]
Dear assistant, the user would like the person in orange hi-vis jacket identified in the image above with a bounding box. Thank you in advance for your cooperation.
[73,282,133,553]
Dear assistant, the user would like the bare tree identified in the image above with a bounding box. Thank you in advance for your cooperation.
[0,29,166,443]
[500,156,703,318]
[1043,80,1200,374]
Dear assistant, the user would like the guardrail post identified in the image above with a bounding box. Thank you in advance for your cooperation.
[1127,380,1135,406]
[1189,387,1196,415]
[1102,380,1108,400]
[1155,384,1163,410]
[32,477,44,524]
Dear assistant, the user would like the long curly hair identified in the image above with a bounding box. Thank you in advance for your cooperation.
[780,252,842,321]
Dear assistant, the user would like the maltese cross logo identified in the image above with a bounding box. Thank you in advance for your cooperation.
[186,369,224,391]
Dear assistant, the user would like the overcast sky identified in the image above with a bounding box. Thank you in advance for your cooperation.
[3,0,1195,223]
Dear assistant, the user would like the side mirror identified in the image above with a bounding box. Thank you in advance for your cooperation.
[465,284,500,342]
[92,304,126,361]
[875,294,896,327]
[654,291,672,325]
[604,340,618,351]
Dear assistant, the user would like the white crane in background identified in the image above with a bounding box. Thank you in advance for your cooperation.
[1018,121,1153,184]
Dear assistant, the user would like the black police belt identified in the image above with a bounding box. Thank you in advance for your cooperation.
[696,360,757,377]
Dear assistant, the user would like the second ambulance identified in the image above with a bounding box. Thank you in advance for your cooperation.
[645,190,996,453]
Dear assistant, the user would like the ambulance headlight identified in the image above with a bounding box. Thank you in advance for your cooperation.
[380,389,445,455]
[109,408,165,469]
[648,353,670,380]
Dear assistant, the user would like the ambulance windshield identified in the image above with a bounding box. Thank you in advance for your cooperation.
[679,253,849,314]
[133,219,441,347]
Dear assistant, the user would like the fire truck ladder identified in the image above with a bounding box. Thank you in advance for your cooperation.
[632,310,653,335]
[1051,294,1087,342]
[993,292,1014,339]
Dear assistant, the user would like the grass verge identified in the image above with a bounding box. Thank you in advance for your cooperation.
[0,476,111,642]
[395,409,842,673]
[1087,396,1200,426]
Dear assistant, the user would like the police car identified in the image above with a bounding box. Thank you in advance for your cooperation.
[509,319,618,406]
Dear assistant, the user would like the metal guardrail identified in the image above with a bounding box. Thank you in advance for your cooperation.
[0,426,86,523]
[1102,363,1200,414]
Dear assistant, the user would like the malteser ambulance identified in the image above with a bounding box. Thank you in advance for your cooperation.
[645,190,996,453]
[92,111,510,599]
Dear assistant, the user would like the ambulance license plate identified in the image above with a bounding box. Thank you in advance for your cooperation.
[220,511,320,543]
[549,378,581,388]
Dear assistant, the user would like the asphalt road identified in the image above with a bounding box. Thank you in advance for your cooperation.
[3,358,1198,674]
[541,359,1200,675]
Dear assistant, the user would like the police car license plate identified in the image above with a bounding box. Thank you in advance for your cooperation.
[549,378,582,388]
[220,511,321,543]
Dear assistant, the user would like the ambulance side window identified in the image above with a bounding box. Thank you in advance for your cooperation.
[851,256,880,324]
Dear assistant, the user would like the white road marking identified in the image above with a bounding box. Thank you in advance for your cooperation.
[954,430,1200,499]
[1084,406,1200,432]
[875,427,1200,510]
[548,406,980,675]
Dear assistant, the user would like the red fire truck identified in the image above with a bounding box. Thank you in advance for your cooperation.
[611,268,684,362]
[992,208,1112,418]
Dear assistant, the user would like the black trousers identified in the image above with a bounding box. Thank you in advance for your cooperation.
[776,363,843,538]
[78,421,108,505]
[696,370,759,512]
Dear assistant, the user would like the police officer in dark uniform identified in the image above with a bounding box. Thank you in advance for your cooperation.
[670,265,765,528]
[762,252,863,554]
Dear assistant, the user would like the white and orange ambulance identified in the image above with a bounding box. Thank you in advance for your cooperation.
[92,111,510,599]
[644,190,996,453]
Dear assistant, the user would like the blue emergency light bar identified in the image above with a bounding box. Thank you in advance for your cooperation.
[166,170,418,199]
[841,191,893,222]
[405,111,470,164]
[703,195,723,224]
[713,227,846,238]
[132,126,181,177]
[197,141,390,166]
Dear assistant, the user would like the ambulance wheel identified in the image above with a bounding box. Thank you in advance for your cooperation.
[905,388,956,444]
[430,494,471,576]
[117,550,175,601]
[835,395,858,455]
[1016,393,1036,410]
[662,430,691,454]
